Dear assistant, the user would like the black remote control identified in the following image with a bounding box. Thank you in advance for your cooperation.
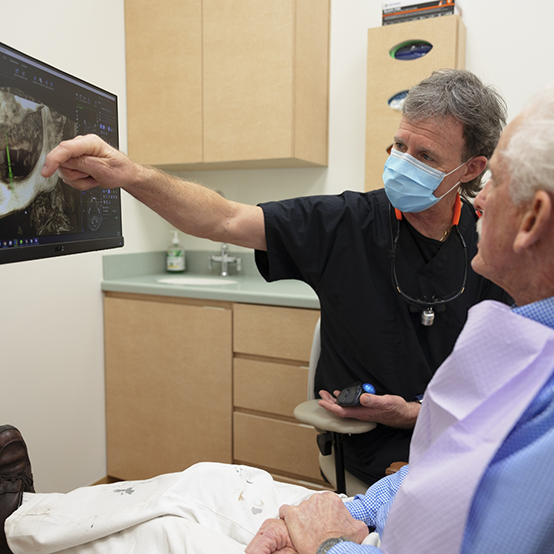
[336,382,376,407]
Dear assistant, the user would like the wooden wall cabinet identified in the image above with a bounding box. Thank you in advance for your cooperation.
[125,0,203,167]
[365,15,466,191]
[125,0,330,170]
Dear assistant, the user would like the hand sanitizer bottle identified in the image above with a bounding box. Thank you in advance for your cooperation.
[166,230,185,273]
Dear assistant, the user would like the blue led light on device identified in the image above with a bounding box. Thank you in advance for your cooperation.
[337,382,376,406]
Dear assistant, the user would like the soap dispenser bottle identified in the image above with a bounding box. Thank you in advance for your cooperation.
[166,230,186,273]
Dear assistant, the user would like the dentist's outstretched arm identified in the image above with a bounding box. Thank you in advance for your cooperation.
[42,134,267,250]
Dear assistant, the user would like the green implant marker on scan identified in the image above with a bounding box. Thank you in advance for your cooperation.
[5,131,15,193]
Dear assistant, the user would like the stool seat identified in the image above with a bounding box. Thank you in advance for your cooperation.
[294,400,376,434]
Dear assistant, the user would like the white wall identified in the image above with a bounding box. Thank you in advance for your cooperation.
[1,0,168,493]
[2,0,553,492]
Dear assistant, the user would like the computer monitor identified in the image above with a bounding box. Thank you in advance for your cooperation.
[0,41,123,265]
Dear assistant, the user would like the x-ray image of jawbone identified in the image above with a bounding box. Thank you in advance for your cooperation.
[0,91,76,219]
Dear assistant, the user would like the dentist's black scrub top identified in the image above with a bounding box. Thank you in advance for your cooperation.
[255,189,511,485]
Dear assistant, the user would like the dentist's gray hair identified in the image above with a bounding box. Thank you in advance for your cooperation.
[403,69,507,198]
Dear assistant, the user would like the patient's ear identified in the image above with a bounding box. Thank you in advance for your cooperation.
[513,190,552,252]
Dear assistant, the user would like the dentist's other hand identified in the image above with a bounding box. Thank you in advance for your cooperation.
[318,389,420,429]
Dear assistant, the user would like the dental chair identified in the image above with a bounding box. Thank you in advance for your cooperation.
[294,319,377,496]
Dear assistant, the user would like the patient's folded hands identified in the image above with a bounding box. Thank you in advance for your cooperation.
[279,492,369,554]
[245,517,298,554]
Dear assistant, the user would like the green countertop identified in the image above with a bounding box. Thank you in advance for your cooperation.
[102,251,320,310]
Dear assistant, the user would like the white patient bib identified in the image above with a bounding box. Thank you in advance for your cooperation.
[381,300,554,554]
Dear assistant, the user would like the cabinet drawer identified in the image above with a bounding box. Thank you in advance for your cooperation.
[233,412,322,482]
[234,358,308,417]
[233,303,320,361]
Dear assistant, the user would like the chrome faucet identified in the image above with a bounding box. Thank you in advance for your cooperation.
[209,243,242,277]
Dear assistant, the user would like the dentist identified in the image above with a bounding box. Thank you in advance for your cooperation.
[40,69,511,486]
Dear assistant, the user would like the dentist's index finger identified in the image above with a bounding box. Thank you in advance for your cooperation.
[41,135,104,178]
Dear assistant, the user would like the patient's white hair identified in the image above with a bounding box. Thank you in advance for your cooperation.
[503,82,554,205]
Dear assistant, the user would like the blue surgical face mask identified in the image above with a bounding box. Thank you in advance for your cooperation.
[383,149,466,213]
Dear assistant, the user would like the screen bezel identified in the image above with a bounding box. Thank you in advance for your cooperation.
[0,41,123,265]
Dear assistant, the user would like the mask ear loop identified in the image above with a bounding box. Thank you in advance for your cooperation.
[435,156,473,203]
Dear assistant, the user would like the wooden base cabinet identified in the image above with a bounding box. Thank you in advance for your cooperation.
[103,293,324,487]
[233,303,325,485]
[104,293,233,480]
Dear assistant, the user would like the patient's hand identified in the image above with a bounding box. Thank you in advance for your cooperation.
[279,492,368,554]
[318,389,420,429]
[245,518,298,554]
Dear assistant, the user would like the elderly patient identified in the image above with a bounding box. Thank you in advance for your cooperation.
[2,83,554,554]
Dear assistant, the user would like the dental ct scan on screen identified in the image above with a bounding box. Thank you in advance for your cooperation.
[0,42,123,265]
